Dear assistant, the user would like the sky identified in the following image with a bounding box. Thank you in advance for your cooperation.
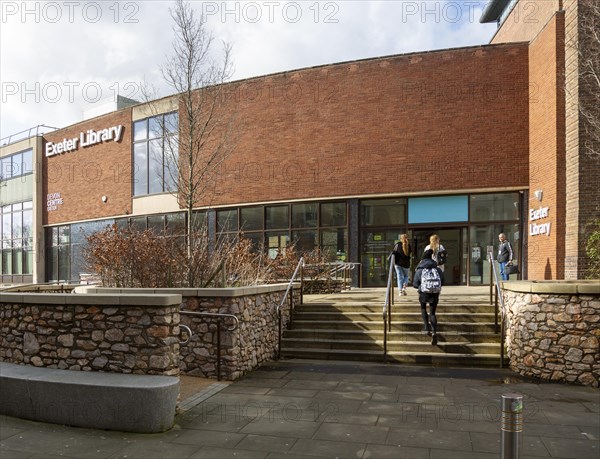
[0,1,498,142]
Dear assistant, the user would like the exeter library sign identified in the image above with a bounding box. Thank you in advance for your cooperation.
[529,206,551,237]
[45,125,124,157]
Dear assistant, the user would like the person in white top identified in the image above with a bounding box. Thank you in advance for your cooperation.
[424,234,447,272]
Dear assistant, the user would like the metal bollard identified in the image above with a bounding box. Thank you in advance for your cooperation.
[501,393,523,459]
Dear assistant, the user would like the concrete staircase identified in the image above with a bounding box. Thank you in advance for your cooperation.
[282,287,507,367]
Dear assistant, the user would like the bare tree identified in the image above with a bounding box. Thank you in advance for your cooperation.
[578,0,600,159]
[143,0,237,285]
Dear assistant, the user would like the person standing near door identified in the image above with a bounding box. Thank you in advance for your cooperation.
[497,233,514,281]
[392,234,412,296]
[424,234,447,272]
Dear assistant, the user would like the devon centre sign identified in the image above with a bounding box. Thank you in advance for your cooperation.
[45,125,123,157]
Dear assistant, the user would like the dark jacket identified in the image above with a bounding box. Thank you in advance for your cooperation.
[497,240,513,263]
[392,243,411,268]
[413,258,444,291]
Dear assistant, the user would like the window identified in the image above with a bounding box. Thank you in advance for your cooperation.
[133,112,178,196]
[470,193,520,222]
[361,199,406,226]
[1,201,33,276]
[1,149,33,180]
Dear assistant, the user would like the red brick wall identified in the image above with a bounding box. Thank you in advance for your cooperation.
[43,110,133,225]
[528,13,566,280]
[204,44,530,207]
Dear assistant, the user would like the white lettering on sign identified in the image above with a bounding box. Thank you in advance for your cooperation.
[47,192,63,212]
[529,206,551,237]
[45,125,123,157]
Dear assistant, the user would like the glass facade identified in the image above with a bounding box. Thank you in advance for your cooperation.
[133,112,178,196]
[0,149,33,181]
[359,193,522,286]
[1,201,33,277]
[218,201,348,260]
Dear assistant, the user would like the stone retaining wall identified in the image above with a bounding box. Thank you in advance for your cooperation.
[503,281,599,387]
[0,294,181,376]
[75,284,296,381]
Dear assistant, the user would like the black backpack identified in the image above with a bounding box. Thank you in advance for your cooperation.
[436,249,448,266]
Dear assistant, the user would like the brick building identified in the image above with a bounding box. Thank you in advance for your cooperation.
[1,0,597,286]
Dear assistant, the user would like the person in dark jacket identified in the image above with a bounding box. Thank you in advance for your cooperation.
[413,249,444,345]
[497,233,514,281]
[392,233,412,296]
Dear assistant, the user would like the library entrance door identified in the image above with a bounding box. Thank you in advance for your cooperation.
[412,228,465,285]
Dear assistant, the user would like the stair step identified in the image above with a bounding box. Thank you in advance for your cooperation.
[283,329,501,343]
[281,348,506,366]
[292,312,497,322]
[290,320,499,332]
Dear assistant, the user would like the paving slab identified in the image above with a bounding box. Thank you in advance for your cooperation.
[1,358,598,459]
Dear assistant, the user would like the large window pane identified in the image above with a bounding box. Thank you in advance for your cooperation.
[22,149,33,175]
[292,203,317,228]
[163,138,178,192]
[164,112,178,134]
[2,212,11,239]
[240,207,263,231]
[469,223,520,285]
[292,230,318,253]
[321,229,347,261]
[321,202,347,227]
[12,210,22,239]
[266,205,289,230]
[148,139,163,194]
[217,209,238,233]
[470,193,520,222]
[133,119,148,141]
[266,231,289,258]
[166,213,185,235]
[148,215,166,234]
[134,143,148,196]
[361,199,405,226]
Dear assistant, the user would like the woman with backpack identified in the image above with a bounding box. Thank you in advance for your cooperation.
[392,233,412,296]
[424,234,447,272]
[413,249,444,345]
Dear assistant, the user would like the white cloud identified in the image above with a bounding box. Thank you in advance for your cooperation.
[0,0,497,141]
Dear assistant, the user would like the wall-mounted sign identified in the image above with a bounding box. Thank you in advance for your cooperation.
[47,192,63,212]
[45,125,124,157]
[529,206,551,236]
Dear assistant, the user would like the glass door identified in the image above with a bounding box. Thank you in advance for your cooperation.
[411,228,465,285]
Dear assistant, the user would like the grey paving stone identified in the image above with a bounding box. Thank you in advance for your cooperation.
[240,418,321,438]
[313,422,389,444]
[0,427,24,441]
[395,384,446,396]
[370,392,399,402]
[314,390,372,401]
[358,401,405,416]
[266,388,319,398]
[106,440,200,459]
[386,426,472,451]
[171,429,245,448]
[182,414,253,432]
[322,413,378,425]
[543,411,600,427]
[283,371,328,381]
[541,436,600,459]
[377,414,440,430]
[470,432,551,457]
[320,373,367,383]
[220,386,272,395]
[525,422,590,439]
[245,370,289,379]
[337,382,397,393]
[233,378,289,388]
[190,446,267,458]
[429,448,499,458]
[282,380,340,390]
[288,438,367,458]
[0,429,130,458]
[236,434,297,453]
[0,448,35,459]
[362,443,429,458]
[362,374,408,385]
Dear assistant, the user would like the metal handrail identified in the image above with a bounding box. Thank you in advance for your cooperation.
[487,247,507,368]
[179,310,240,380]
[383,253,396,362]
[276,257,305,359]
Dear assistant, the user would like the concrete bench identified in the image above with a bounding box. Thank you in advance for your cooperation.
[0,362,179,433]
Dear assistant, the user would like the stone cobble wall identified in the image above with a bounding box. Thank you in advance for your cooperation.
[503,290,599,387]
[0,303,180,376]
[179,290,292,380]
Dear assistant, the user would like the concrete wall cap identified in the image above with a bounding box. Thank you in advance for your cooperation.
[0,293,183,306]
[503,280,600,294]
[86,283,298,297]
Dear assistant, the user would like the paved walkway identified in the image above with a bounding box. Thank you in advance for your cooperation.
[1,358,598,458]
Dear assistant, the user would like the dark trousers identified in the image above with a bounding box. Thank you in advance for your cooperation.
[419,292,439,334]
